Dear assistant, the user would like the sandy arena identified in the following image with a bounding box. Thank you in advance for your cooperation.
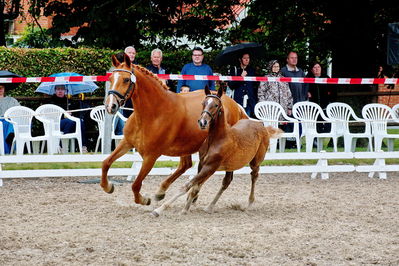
[1,172,398,265]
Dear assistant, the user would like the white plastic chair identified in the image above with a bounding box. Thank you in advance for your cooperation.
[4,106,50,155]
[254,101,300,152]
[362,103,399,151]
[35,104,83,154]
[392,103,399,118]
[293,102,340,152]
[90,106,128,152]
[0,120,4,155]
[326,102,373,152]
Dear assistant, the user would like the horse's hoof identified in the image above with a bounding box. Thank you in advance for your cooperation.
[154,193,165,201]
[180,210,188,215]
[106,184,114,194]
[144,197,151,206]
[151,210,160,217]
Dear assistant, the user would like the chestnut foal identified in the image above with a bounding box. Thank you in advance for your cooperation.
[152,86,282,216]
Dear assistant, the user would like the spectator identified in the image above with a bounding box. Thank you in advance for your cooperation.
[281,51,308,104]
[227,53,257,117]
[124,46,137,64]
[146,48,169,87]
[306,62,335,109]
[306,62,335,134]
[50,85,88,153]
[0,84,20,154]
[258,59,293,116]
[180,85,190,93]
[177,47,215,93]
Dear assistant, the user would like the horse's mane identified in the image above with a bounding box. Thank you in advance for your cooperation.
[133,65,170,91]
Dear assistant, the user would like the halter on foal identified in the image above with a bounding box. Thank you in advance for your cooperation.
[102,54,248,206]
[153,86,282,216]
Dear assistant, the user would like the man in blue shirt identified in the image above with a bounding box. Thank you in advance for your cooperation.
[177,47,215,93]
[280,51,308,104]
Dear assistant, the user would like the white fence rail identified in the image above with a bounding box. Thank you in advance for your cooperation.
[1,151,398,187]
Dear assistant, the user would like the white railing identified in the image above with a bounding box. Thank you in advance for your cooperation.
[1,151,398,187]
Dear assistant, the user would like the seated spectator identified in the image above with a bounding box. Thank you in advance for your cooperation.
[146,48,170,87]
[177,47,215,93]
[0,84,20,153]
[50,85,88,153]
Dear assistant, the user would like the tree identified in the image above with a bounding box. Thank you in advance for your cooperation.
[43,0,241,50]
[0,0,20,46]
[228,0,399,78]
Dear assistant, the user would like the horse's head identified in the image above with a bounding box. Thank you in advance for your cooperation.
[105,53,137,114]
[198,86,223,130]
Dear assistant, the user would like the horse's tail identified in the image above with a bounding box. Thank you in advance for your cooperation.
[265,126,283,139]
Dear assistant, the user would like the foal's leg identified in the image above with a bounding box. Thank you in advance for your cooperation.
[190,160,203,204]
[101,138,133,193]
[154,155,192,201]
[204,171,234,213]
[132,155,158,205]
[152,163,218,217]
[246,147,267,210]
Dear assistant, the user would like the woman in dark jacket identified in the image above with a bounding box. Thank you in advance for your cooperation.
[227,53,257,117]
[306,62,335,110]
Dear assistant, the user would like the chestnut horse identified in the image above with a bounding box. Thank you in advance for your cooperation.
[152,86,281,216]
[102,54,248,205]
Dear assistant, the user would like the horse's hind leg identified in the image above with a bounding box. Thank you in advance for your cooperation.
[204,171,233,213]
[247,150,265,210]
[155,155,192,201]
[101,138,133,193]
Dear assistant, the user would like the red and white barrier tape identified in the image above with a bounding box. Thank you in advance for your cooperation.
[0,74,398,85]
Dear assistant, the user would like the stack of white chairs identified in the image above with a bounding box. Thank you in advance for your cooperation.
[362,103,399,151]
[4,106,51,155]
[293,102,341,152]
[254,101,301,152]
[35,104,83,154]
[90,106,128,152]
[326,102,373,152]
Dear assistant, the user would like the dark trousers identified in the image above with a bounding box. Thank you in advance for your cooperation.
[60,118,87,147]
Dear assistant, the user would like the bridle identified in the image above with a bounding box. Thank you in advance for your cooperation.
[107,68,137,106]
[201,94,222,122]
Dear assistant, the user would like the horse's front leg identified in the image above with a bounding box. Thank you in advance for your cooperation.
[154,155,193,201]
[101,138,133,193]
[132,155,158,205]
[204,171,234,213]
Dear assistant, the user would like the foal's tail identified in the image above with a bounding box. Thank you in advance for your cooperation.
[265,126,283,139]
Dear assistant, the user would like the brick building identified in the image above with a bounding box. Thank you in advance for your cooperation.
[378,84,399,108]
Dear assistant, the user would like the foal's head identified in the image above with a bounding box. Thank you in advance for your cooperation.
[104,53,137,114]
[198,86,223,130]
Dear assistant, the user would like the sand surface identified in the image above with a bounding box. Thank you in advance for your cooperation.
[1,172,398,265]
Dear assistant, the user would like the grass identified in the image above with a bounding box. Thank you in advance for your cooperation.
[2,154,398,171]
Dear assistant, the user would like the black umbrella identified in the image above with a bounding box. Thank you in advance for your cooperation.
[0,70,22,90]
[215,42,266,66]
